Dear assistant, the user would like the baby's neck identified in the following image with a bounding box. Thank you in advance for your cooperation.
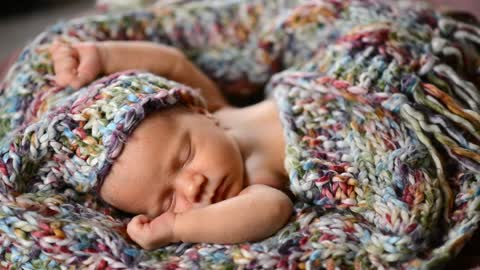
[213,100,287,179]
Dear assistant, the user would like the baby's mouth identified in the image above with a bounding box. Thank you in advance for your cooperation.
[212,176,227,203]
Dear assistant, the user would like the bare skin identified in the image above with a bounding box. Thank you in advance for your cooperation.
[48,40,228,112]
[50,40,293,250]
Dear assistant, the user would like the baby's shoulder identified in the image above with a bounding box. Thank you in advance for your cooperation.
[244,151,289,192]
[247,169,288,192]
[241,175,294,202]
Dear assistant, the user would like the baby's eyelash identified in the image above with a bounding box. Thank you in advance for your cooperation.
[182,137,193,167]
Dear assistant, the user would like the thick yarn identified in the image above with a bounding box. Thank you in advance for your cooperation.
[0,0,479,269]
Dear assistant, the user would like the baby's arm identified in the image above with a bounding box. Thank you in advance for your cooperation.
[175,184,293,244]
[49,40,228,111]
[127,184,293,250]
[97,41,228,111]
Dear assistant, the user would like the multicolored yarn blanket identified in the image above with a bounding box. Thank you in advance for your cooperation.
[1,0,479,269]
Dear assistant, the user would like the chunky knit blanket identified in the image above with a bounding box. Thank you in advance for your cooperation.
[1,0,480,269]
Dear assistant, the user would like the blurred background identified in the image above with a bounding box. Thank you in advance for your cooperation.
[0,0,94,61]
[0,0,479,62]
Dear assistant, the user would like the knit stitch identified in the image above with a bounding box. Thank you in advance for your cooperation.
[0,0,479,269]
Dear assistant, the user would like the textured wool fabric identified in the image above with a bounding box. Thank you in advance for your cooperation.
[4,71,206,193]
[0,0,479,269]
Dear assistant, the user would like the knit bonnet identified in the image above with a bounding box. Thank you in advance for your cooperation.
[1,71,206,195]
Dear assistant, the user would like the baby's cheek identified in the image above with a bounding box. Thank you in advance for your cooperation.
[173,196,193,214]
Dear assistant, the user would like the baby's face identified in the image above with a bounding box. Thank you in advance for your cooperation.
[100,106,245,218]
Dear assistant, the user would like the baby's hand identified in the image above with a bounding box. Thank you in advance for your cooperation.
[49,40,103,89]
[127,211,177,250]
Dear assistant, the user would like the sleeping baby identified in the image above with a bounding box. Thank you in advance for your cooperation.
[49,40,293,250]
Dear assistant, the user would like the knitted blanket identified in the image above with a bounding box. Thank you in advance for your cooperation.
[1,0,479,269]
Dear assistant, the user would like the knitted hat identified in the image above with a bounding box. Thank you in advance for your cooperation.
[2,70,206,195]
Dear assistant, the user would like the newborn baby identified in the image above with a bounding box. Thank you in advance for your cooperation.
[49,40,293,250]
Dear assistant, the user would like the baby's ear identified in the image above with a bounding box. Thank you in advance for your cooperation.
[189,105,208,115]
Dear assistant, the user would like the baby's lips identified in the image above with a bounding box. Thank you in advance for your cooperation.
[212,176,227,203]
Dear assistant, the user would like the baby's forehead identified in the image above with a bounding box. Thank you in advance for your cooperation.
[148,105,194,123]
[101,113,177,195]
[142,105,208,136]
[103,105,199,182]
[138,106,192,135]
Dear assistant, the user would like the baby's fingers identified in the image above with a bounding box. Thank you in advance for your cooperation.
[49,39,67,54]
[132,215,151,225]
[53,58,78,87]
[127,215,152,240]
[70,45,102,89]
[128,215,151,232]
[51,45,79,87]
[50,41,77,65]
[69,72,91,90]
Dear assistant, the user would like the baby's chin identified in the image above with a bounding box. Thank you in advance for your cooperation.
[232,143,247,196]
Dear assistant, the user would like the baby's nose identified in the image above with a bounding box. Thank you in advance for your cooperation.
[184,173,208,204]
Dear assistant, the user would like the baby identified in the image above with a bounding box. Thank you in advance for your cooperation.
[49,40,293,250]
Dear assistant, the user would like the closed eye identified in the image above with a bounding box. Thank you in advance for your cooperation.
[181,133,194,168]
